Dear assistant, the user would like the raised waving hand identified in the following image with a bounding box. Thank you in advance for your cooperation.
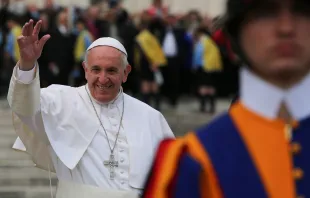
[17,19,50,71]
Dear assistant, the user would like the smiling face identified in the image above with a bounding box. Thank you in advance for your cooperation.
[83,46,131,103]
[240,0,310,87]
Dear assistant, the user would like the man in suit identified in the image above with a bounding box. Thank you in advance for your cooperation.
[47,10,75,85]
[159,15,186,107]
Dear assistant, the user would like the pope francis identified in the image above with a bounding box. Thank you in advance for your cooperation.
[7,19,174,198]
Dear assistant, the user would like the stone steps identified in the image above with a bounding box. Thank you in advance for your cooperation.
[0,149,31,160]
[0,101,58,198]
[0,159,34,168]
[0,110,11,116]
[0,114,13,121]
[1,128,15,133]
[0,167,56,179]
[0,186,57,198]
[0,166,58,197]
[0,124,14,130]
[0,166,58,196]
[0,175,58,187]
[0,137,15,148]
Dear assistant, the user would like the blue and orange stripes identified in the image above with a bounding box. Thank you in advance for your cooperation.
[143,102,310,197]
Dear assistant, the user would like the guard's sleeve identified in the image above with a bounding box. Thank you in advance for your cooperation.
[142,139,183,198]
[172,154,203,198]
[142,137,203,198]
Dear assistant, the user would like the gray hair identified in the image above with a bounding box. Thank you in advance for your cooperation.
[84,50,128,68]
[120,53,129,68]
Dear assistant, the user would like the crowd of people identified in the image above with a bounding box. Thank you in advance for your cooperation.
[0,0,240,112]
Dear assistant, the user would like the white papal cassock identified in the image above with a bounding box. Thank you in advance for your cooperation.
[7,63,175,198]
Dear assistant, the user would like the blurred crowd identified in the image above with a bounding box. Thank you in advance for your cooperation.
[0,0,240,112]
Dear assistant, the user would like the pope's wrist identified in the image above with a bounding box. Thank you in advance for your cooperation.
[19,60,36,71]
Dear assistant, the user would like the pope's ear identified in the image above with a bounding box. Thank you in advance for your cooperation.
[82,61,88,79]
[82,61,87,70]
[125,64,131,75]
[122,65,131,83]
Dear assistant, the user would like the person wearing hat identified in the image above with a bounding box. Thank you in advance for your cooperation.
[142,0,310,197]
[7,19,174,198]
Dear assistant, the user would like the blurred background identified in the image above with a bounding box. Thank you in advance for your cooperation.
[0,0,239,197]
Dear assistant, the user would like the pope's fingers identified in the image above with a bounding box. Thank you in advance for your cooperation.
[24,22,32,36]
[22,22,29,36]
[38,34,51,50]
[33,20,42,36]
[33,20,42,35]
[27,20,34,37]
[17,35,23,43]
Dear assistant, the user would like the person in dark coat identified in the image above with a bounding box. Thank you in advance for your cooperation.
[46,10,76,85]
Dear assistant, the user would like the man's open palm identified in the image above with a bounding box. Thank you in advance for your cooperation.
[17,19,50,70]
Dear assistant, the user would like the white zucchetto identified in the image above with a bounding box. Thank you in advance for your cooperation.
[87,37,127,56]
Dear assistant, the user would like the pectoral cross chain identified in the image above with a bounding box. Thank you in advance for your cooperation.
[104,154,118,180]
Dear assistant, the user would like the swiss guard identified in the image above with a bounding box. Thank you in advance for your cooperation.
[142,0,310,197]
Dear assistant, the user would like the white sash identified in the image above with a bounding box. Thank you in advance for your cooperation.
[46,164,140,198]
[55,180,140,198]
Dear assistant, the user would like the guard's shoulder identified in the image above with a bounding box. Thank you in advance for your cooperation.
[154,137,187,160]
[143,137,185,198]
[195,112,235,140]
[151,137,187,168]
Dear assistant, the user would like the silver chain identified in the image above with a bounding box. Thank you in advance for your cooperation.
[84,85,125,154]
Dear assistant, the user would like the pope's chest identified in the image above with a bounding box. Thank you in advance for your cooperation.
[97,104,122,129]
[95,103,127,146]
[91,104,129,179]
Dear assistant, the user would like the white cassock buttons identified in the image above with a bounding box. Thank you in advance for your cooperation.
[120,158,124,163]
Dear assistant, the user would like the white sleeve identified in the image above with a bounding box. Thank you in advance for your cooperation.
[16,65,36,84]
[158,112,175,139]
[8,65,50,145]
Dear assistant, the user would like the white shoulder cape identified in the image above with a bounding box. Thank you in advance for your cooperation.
[8,66,174,188]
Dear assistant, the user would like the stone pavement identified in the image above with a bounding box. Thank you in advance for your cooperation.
[0,97,230,198]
